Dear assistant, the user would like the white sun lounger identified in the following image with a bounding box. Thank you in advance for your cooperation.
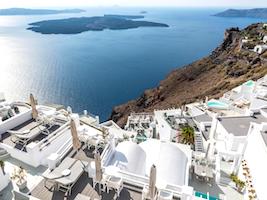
[8,123,48,149]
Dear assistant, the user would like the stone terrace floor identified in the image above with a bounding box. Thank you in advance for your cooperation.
[31,144,142,200]
[0,144,142,200]
[189,174,243,200]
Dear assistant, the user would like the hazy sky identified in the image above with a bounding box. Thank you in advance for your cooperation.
[0,0,267,8]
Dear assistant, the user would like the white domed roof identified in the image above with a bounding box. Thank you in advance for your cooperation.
[140,139,188,186]
[111,141,146,175]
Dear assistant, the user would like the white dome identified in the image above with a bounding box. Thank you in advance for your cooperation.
[110,141,146,175]
[140,139,188,186]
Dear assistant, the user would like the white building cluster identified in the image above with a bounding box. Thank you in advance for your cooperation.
[0,74,267,200]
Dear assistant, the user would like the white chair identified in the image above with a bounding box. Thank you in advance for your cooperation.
[142,185,150,200]
[157,190,173,200]
[106,176,123,198]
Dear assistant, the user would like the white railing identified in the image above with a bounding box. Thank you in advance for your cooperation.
[117,170,149,187]
[101,144,114,166]
[56,137,73,160]
[114,169,187,198]
[37,121,70,151]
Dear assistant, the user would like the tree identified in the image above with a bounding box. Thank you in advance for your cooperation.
[180,125,195,145]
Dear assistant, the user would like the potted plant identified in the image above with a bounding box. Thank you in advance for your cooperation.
[11,166,27,190]
[230,173,245,193]
[236,180,245,193]
[0,160,5,175]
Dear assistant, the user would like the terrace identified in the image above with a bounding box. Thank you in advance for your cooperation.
[189,174,243,200]
[0,102,31,123]
[125,113,155,141]
[1,118,63,151]
[1,144,142,200]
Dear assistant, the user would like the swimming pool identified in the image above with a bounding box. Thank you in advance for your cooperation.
[207,100,229,110]
[244,80,255,87]
[195,191,219,200]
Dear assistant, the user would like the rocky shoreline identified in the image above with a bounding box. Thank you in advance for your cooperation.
[110,23,267,127]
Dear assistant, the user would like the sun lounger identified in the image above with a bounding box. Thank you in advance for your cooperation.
[9,123,48,149]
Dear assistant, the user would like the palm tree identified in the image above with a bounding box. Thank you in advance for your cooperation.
[180,125,195,145]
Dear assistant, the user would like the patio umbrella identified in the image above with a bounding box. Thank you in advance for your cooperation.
[71,119,81,151]
[95,151,102,182]
[30,93,38,120]
[95,150,103,196]
[149,164,157,199]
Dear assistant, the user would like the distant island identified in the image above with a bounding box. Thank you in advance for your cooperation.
[103,14,144,19]
[214,8,267,18]
[0,8,85,15]
[27,15,169,34]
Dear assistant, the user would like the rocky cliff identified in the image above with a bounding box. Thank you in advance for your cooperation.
[110,23,267,127]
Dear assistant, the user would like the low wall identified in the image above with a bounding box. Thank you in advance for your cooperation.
[0,123,71,167]
[0,109,32,136]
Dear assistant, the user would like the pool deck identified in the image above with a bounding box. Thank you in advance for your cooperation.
[189,173,243,200]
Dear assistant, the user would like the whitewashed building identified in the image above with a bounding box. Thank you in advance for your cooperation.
[253,44,267,54]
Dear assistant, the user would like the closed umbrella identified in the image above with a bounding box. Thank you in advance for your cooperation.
[95,151,103,196]
[95,151,102,182]
[30,93,38,120]
[149,164,157,199]
[71,119,81,151]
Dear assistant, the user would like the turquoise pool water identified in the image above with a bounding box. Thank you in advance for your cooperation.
[195,191,219,200]
[135,134,147,143]
[244,80,254,87]
[207,100,228,109]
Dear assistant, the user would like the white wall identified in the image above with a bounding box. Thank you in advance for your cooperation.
[243,125,267,200]
[0,109,32,136]
[0,124,71,167]
[155,113,173,142]
[0,167,9,191]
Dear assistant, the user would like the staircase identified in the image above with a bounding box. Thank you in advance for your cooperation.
[194,132,204,152]
[0,148,10,160]
[219,172,232,186]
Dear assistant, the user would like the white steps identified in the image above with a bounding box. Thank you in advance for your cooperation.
[194,132,204,152]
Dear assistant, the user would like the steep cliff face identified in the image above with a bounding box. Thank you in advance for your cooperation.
[110,23,267,127]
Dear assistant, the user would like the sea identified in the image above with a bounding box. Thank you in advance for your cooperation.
[0,7,266,121]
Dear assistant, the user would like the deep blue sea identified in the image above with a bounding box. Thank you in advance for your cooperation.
[0,7,266,121]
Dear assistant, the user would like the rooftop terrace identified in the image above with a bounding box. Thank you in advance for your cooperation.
[219,114,266,136]
[30,144,142,200]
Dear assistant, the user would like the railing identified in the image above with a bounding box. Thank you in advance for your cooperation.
[56,137,73,160]
[116,170,149,187]
[80,112,98,119]
[101,144,114,166]
[116,170,187,198]
[37,121,70,151]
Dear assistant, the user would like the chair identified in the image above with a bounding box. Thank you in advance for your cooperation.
[9,123,48,149]
[42,157,76,188]
[142,185,150,200]
[106,176,123,198]
[56,160,88,195]
[157,190,173,200]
